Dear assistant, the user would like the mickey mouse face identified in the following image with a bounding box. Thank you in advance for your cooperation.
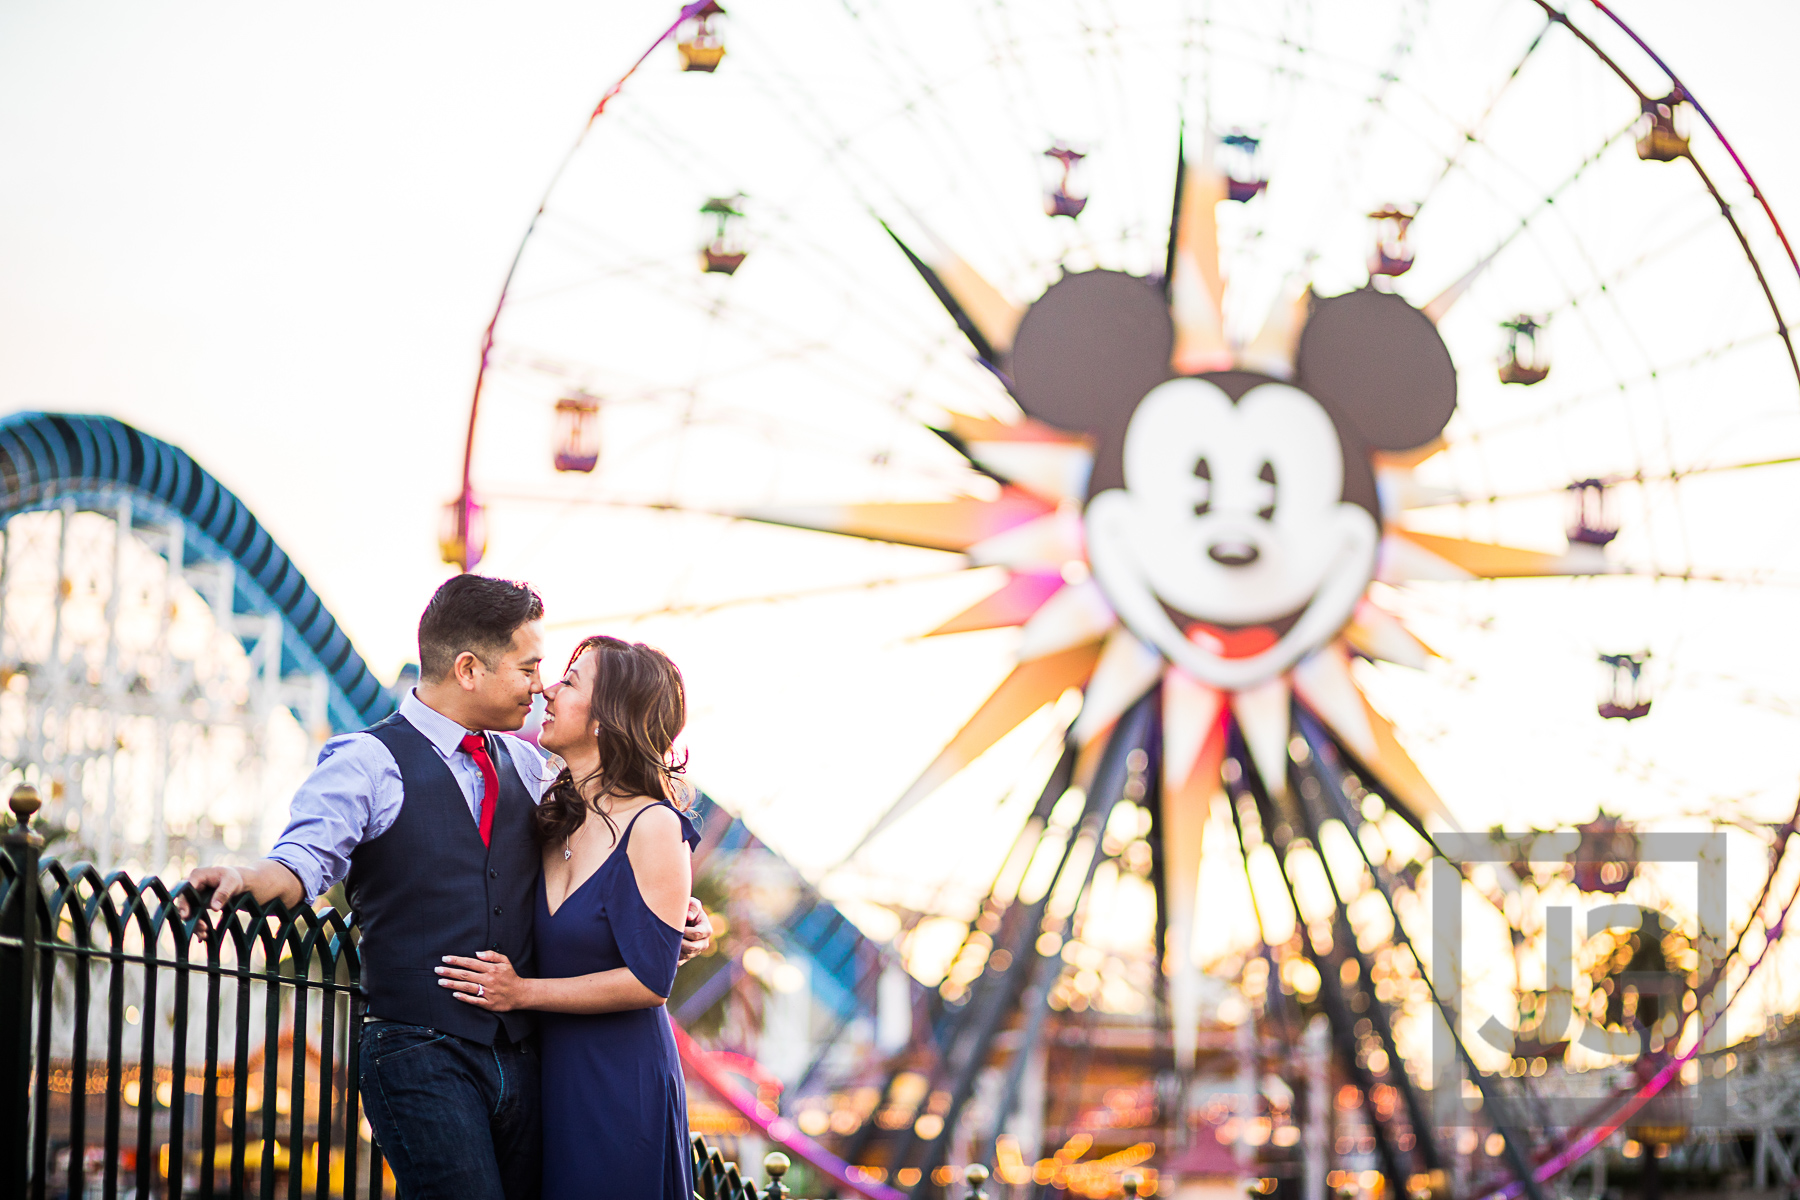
[1007,271,1456,689]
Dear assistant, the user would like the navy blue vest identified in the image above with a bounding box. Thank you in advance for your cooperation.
[346,713,538,1044]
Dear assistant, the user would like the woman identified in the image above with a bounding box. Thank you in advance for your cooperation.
[436,635,699,1199]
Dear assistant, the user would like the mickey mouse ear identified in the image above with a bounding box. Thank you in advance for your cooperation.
[1008,270,1173,495]
[1295,287,1457,453]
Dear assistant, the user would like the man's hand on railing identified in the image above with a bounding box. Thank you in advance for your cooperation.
[178,859,306,918]
[179,865,246,918]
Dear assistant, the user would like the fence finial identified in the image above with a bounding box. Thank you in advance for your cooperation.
[6,783,42,847]
[763,1151,790,1199]
[965,1162,990,1199]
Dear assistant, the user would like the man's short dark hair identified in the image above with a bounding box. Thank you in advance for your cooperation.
[418,575,544,681]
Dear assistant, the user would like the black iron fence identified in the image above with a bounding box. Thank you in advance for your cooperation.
[1,786,850,1200]
[688,1144,992,1200]
[1,786,381,1200]
[692,1140,796,1200]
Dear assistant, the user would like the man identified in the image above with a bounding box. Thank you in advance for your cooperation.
[188,575,711,1199]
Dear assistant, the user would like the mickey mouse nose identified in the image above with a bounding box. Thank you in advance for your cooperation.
[1208,541,1261,567]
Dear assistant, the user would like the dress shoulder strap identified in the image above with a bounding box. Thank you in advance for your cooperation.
[616,799,702,852]
[616,799,675,847]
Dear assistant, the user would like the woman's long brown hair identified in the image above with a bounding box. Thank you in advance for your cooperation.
[535,635,689,848]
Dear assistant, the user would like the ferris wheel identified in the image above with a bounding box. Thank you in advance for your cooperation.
[441,1,1800,1196]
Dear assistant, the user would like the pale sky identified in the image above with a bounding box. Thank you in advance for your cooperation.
[7,2,1800,1029]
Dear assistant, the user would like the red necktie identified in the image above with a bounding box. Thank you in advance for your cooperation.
[459,733,499,847]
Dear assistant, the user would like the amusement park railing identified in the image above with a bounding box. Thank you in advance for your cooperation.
[691,1140,795,1200]
[0,784,384,1200]
[689,1140,994,1200]
[0,785,850,1200]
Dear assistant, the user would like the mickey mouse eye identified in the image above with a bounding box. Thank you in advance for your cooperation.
[1257,460,1277,522]
[1193,457,1212,516]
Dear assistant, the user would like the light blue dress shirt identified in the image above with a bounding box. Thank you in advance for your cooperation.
[269,690,552,902]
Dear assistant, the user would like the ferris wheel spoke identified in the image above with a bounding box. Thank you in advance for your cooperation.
[1412,16,1556,220]
[1082,2,1163,245]
[539,567,975,628]
[502,249,686,307]
[540,191,996,383]
[1277,7,1426,275]
[844,0,1043,237]
[967,0,1079,235]
[1420,118,1637,322]
[1485,204,1702,562]
[1405,444,1800,509]
[494,249,913,402]
[1383,527,1800,584]
[733,13,1041,281]
[553,98,1026,355]
[684,406,976,484]
[484,366,968,478]
[507,254,986,423]
[1447,328,1785,453]
[1432,199,1670,579]
[1538,210,1720,323]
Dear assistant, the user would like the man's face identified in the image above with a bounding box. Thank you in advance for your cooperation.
[467,620,544,731]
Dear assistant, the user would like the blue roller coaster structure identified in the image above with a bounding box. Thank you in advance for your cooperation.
[0,411,390,735]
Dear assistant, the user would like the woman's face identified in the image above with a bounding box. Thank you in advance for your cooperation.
[538,648,597,758]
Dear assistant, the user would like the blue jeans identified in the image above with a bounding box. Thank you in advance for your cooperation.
[358,1022,541,1200]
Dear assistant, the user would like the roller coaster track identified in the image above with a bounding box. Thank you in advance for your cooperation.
[0,411,390,734]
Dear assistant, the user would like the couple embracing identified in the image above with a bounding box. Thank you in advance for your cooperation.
[190,574,706,1198]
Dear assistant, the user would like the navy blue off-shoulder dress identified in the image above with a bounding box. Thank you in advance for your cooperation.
[537,800,700,1199]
